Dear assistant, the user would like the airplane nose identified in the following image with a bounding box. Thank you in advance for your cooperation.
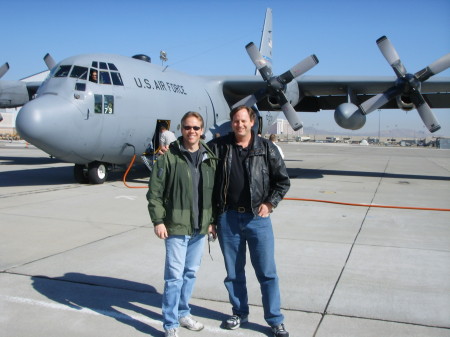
[16,94,80,160]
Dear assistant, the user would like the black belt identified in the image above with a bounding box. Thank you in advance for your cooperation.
[226,205,251,213]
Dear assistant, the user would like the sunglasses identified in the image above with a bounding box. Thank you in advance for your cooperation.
[182,125,201,131]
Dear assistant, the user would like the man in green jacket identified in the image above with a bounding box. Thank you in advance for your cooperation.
[147,111,217,337]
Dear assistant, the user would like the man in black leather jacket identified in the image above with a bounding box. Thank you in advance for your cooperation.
[208,105,290,337]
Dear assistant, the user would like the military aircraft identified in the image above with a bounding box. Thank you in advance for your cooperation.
[1,8,449,184]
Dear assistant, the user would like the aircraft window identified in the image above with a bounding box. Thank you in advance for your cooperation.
[54,65,72,77]
[91,61,98,68]
[94,94,102,113]
[99,62,108,70]
[104,95,114,114]
[111,72,123,86]
[108,63,118,71]
[99,71,111,84]
[70,66,88,80]
[75,83,86,91]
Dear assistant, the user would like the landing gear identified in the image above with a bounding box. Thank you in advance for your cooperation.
[88,161,108,184]
[74,164,89,184]
[73,162,108,184]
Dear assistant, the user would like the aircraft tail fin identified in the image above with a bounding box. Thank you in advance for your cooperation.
[257,8,273,75]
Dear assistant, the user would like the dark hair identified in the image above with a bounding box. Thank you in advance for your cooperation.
[230,105,256,122]
[269,134,277,142]
[159,121,169,130]
[181,111,204,129]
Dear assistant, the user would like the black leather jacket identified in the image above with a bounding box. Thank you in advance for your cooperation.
[208,132,290,216]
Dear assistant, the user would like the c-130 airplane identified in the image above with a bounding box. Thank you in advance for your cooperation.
[0,8,449,184]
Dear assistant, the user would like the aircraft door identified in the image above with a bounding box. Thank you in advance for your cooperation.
[148,119,176,155]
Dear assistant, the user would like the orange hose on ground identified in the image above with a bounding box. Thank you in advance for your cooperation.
[283,197,450,212]
[123,155,450,211]
[123,154,148,189]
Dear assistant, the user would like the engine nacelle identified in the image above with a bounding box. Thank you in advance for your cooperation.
[0,81,29,108]
[396,95,414,111]
[334,103,366,130]
[267,81,300,109]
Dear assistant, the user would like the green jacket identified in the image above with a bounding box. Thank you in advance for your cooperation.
[147,139,218,236]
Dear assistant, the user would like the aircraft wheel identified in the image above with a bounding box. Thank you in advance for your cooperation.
[74,164,89,184]
[88,161,108,184]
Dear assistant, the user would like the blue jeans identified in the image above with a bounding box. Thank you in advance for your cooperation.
[217,210,284,326]
[162,232,205,330]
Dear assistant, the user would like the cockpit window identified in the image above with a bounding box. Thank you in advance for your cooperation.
[54,65,72,77]
[70,66,88,80]
[99,71,111,84]
[89,61,123,86]
[110,72,124,86]
[108,63,118,71]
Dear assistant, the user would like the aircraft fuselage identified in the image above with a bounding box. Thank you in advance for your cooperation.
[16,54,231,165]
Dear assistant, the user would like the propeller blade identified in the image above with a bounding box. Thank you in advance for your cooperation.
[281,102,303,131]
[278,55,319,84]
[359,93,390,115]
[232,94,258,109]
[278,91,302,131]
[359,85,404,115]
[428,53,450,75]
[415,53,450,82]
[44,53,56,70]
[410,90,441,133]
[246,42,273,81]
[232,88,268,109]
[0,62,9,78]
[376,36,407,77]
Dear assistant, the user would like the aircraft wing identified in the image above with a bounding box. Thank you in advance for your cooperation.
[0,80,42,108]
[295,76,450,111]
[217,75,450,112]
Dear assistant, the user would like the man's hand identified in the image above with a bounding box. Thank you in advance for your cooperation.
[158,145,169,155]
[154,224,168,239]
[257,202,273,217]
[208,224,217,240]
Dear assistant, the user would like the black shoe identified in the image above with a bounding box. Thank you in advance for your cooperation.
[225,314,248,330]
[271,323,289,337]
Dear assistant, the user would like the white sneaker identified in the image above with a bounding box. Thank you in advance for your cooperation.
[165,328,179,337]
[179,315,204,331]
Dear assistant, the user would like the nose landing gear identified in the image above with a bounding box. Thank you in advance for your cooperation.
[74,161,108,184]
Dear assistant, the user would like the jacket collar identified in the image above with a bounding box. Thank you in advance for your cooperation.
[226,130,264,156]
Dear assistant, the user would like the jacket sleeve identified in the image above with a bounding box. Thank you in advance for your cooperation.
[146,155,168,225]
[266,142,290,208]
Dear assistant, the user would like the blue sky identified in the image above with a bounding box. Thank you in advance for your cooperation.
[2,0,449,136]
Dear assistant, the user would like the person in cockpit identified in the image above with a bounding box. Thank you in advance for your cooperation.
[89,70,98,83]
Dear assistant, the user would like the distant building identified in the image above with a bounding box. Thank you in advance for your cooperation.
[0,107,20,136]
[437,138,450,149]
[266,118,303,140]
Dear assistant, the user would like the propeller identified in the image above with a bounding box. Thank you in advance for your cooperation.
[0,62,10,78]
[359,36,450,133]
[235,42,319,131]
[44,53,56,70]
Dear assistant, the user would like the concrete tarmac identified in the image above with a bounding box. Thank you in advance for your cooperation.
[1,140,449,337]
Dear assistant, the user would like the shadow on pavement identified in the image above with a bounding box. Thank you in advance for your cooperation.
[0,153,151,187]
[31,273,270,336]
[288,168,450,181]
